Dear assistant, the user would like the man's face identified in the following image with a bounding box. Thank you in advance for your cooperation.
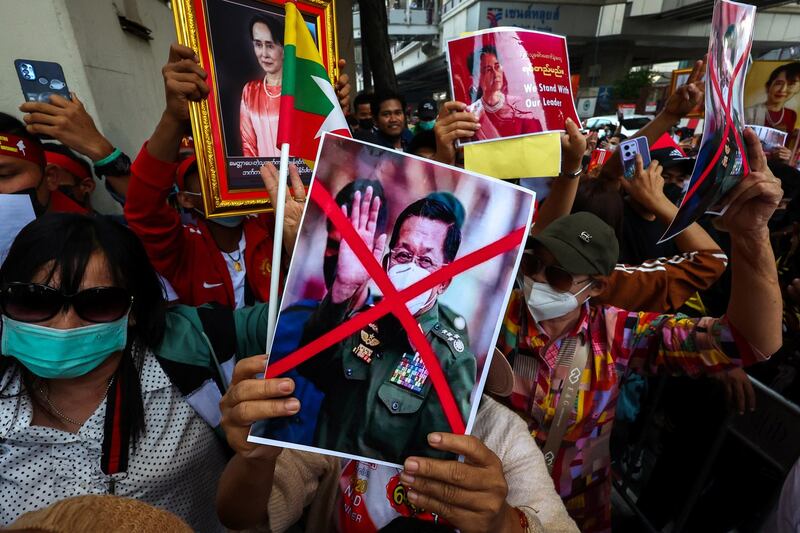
[389,216,449,273]
[252,22,284,76]
[479,53,503,95]
[662,166,687,186]
[376,99,405,138]
[355,103,372,122]
[0,154,43,195]
[767,72,800,107]
[608,136,621,148]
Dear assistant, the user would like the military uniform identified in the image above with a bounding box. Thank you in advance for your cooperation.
[299,296,476,464]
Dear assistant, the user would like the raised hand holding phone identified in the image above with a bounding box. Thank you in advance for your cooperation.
[620,137,651,180]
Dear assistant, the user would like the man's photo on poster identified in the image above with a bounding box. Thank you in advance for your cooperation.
[446,28,580,146]
[204,0,317,189]
[249,134,534,466]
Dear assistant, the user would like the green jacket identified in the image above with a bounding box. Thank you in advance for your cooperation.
[155,303,269,431]
[299,297,476,464]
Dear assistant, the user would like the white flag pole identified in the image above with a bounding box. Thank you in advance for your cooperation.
[266,142,291,355]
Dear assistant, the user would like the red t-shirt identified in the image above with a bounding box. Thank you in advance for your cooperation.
[764,107,797,135]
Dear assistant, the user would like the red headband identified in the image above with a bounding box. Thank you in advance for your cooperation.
[45,151,91,181]
[0,133,45,168]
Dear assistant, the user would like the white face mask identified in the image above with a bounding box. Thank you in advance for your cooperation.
[387,263,436,316]
[523,277,593,322]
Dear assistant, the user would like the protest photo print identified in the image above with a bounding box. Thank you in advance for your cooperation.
[660,0,756,242]
[446,27,580,146]
[249,134,535,466]
[171,0,336,214]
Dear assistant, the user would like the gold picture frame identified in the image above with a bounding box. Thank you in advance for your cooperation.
[172,0,339,216]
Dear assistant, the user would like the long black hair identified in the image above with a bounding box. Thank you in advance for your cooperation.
[0,213,167,442]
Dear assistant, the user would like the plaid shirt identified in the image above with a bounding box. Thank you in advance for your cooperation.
[498,289,762,532]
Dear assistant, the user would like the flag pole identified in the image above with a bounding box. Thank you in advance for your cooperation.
[267,142,291,355]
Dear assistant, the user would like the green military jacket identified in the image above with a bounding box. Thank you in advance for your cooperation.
[299,297,477,464]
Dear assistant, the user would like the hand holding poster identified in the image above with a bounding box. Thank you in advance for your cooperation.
[446,28,580,146]
[249,134,534,466]
[660,0,756,243]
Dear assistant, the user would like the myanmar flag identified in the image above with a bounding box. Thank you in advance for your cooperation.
[277,1,351,162]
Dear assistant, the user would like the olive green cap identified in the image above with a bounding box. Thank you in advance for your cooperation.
[530,212,618,276]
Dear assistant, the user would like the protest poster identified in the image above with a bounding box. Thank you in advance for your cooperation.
[744,60,800,139]
[660,0,755,243]
[249,133,535,467]
[749,125,788,156]
[446,27,580,146]
[171,0,338,216]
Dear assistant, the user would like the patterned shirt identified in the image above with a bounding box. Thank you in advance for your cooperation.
[0,351,228,530]
[497,289,763,532]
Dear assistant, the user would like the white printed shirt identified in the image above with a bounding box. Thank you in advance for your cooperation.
[0,351,228,531]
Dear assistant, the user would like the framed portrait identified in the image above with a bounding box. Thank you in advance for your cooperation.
[171,0,340,216]
[669,67,704,118]
[249,134,534,466]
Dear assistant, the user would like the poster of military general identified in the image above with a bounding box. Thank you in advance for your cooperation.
[249,134,535,467]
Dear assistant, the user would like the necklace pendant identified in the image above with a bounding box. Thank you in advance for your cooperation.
[234,261,242,272]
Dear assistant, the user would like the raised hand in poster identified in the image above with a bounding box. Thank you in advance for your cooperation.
[660,0,756,243]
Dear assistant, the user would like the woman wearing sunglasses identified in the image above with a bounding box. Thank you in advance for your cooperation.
[0,214,270,530]
[497,130,783,533]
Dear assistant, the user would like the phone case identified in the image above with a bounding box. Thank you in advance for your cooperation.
[14,59,70,103]
[620,137,651,180]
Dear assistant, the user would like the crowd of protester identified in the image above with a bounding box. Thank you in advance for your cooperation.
[1,40,799,533]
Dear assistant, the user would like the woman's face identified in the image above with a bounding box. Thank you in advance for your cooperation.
[252,22,284,76]
[478,53,503,95]
[31,252,117,330]
[767,71,800,107]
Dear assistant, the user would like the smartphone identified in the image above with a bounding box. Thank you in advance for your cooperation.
[14,59,70,103]
[620,137,651,180]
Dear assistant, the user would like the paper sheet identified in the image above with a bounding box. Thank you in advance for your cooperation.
[464,132,561,179]
[0,194,36,265]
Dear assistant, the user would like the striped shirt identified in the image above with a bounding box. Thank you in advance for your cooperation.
[497,289,762,532]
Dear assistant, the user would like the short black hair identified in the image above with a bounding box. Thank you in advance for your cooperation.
[766,61,800,89]
[43,142,93,179]
[249,13,284,46]
[353,92,374,112]
[390,198,461,263]
[408,130,437,157]
[0,112,45,171]
[371,92,406,118]
[328,179,388,233]
[467,45,500,74]
[0,214,167,449]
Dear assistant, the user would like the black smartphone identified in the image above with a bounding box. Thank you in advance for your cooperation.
[14,59,71,103]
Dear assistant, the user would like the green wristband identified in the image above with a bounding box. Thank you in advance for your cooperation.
[93,148,122,167]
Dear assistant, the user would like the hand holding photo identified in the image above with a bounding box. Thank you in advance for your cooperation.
[249,134,535,466]
[660,0,756,242]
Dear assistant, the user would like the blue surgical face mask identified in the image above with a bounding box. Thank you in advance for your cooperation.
[210,215,245,228]
[1,315,128,379]
[418,119,436,131]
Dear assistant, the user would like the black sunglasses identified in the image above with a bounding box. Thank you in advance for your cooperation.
[521,252,584,293]
[0,283,133,324]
